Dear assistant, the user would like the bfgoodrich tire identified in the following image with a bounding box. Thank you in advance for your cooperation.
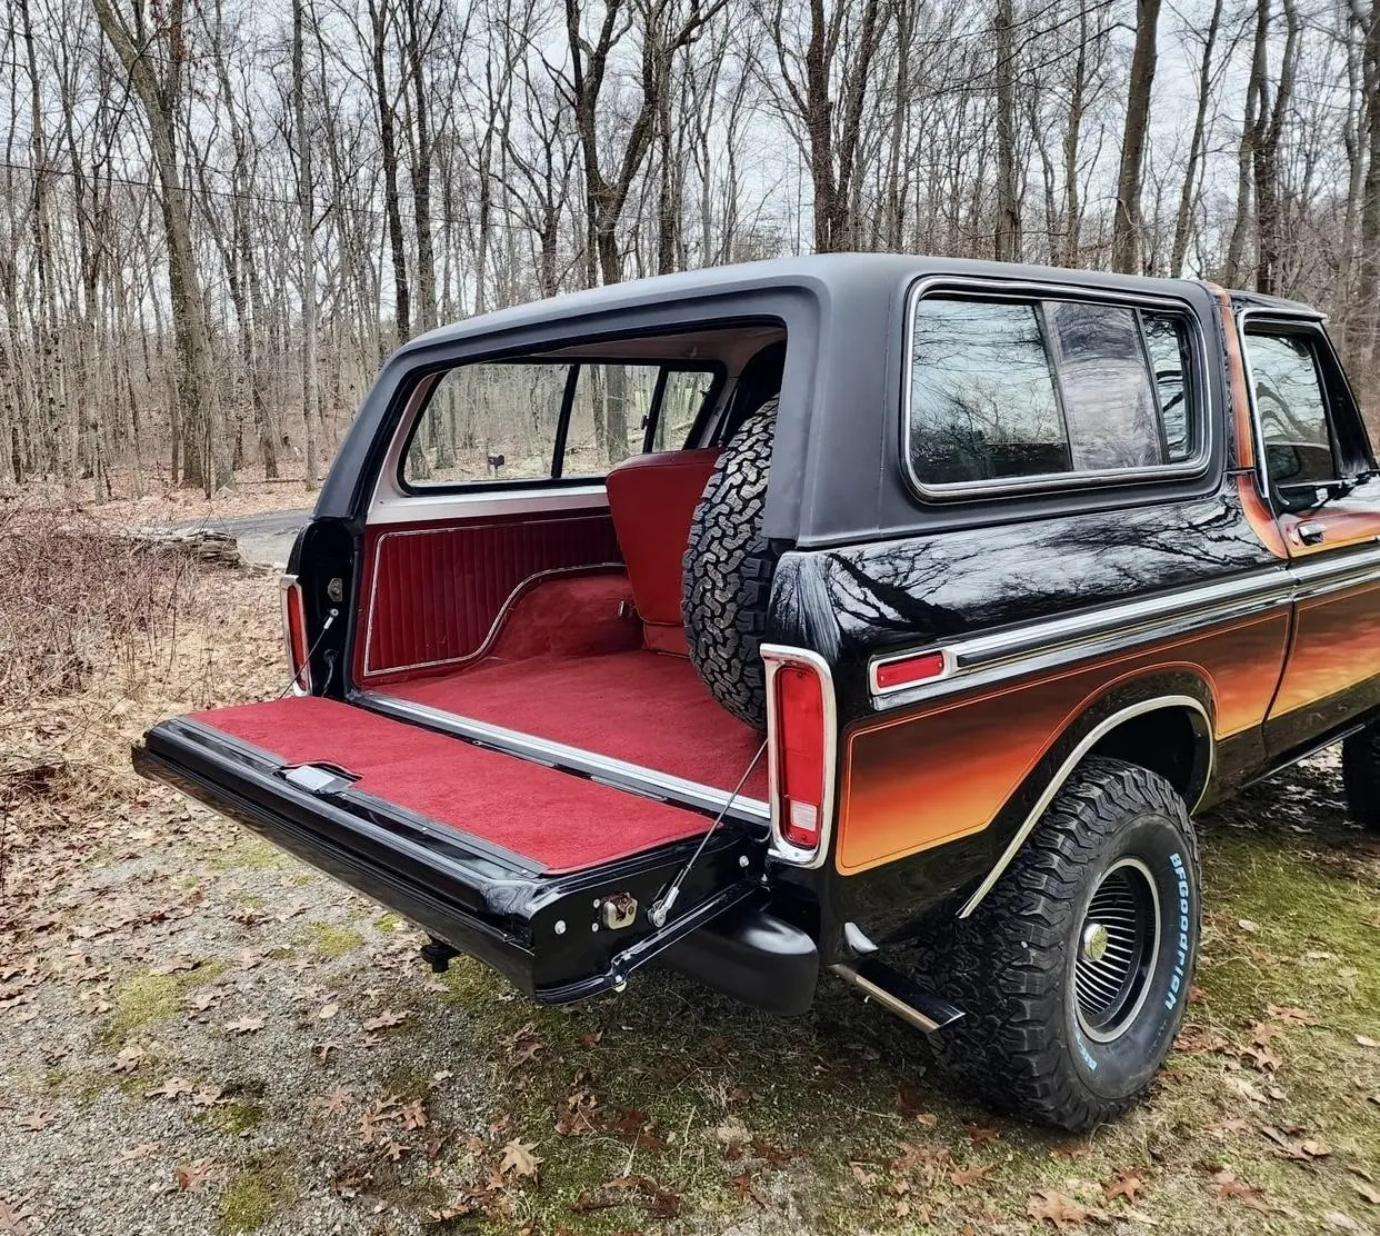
[683,404,780,729]
[1341,724,1380,831]
[923,757,1201,1130]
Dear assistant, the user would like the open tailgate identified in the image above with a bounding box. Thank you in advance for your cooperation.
[134,696,765,1002]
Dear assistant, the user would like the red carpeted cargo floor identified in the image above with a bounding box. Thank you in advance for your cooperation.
[188,695,719,873]
[370,649,770,800]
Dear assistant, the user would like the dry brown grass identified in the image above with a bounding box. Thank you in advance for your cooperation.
[0,505,203,706]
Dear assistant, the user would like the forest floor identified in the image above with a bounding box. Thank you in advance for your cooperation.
[8,470,320,531]
[1,541,1378,1236]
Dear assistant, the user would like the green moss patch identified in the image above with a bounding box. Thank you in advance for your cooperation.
[219,1162,296,1234]
[297,921,364,960]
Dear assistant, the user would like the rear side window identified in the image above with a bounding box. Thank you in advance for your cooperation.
[563,363,663,476]
[405,362,568,486]
[908,300,1068,484]
[907,292,1201,492]
[1044,302,1159,472]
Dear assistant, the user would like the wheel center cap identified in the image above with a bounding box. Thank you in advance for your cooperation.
[1082,922,1110,963]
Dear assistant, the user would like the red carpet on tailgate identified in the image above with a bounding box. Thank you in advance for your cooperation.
[375,650,770,799]
[189,696,712,873]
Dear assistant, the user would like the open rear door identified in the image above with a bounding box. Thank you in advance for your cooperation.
[135,696,765,1002]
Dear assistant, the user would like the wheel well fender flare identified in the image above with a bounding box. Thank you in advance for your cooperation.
[957,680,1214,918]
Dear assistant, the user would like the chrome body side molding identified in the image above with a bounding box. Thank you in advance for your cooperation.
[957,695,1212,918]
[870,545,1380,711]
[360,692,770,826]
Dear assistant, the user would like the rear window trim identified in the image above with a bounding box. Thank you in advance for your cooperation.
[395,355,725,497]
[900,275,1213,503]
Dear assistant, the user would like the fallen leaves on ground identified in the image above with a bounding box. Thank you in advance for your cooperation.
[1027,1189,1108,1229]
[0,1197,31,1236]
[174,1161,220,1192]
[498,1138,541,1181]
[1103,1170,1146,1202]
[570,1174,681,1219]
[145,1076,194,1101]
[1211,1168,1271,1212]
[1259,1124,1331,1163]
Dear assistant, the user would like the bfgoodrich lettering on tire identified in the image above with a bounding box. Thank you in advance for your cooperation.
[922,756,1202,1130]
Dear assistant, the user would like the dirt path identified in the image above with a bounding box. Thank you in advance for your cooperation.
[2,564,1377,1236]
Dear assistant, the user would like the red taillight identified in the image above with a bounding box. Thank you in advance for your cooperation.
[873,650,947,692]
[281,578,311,691]
[775,664,826,850]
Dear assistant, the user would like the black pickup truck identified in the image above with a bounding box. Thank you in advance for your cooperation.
[136,255,1380,1129]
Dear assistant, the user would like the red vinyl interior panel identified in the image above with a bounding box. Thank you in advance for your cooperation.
[356,509,620,681]
[190,696,710,873]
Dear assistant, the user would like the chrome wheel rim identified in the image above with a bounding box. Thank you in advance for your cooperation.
[1074,858,1160,1043]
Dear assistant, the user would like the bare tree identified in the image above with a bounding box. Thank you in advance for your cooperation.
[1111,0,1164,273]
[92,0,230,492]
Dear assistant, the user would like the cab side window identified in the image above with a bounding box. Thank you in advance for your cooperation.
[907,292,1200,491]
[1244,331,1338,488]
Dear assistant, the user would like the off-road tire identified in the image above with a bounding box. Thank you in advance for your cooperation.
[1341,724,1380,831]
[683,404,780,729]
[921,757,1201,1130]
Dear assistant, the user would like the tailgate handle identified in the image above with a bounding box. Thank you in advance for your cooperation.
[279,763,359,796]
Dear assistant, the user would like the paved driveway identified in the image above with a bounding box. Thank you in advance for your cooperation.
[175,508,313,570]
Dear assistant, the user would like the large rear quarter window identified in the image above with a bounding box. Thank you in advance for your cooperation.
[906,290,1201,496]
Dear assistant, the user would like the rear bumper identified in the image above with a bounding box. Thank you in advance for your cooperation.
[135,718,784,1005]
[662,904,818,1015]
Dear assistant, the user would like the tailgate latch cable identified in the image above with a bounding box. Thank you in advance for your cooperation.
[648,740,767,929]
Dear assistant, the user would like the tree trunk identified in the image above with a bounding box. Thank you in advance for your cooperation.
[1111,0,1163,273]
[1254,0,1299,295]
[994,0,1020,261]
[404,0,438,332]
[93,0,230,493]
[294,0,319,486]
[1225,0,1270,286]
[1170,0,1224,278]
[369,0,410,342]
[1353,0,1380,367]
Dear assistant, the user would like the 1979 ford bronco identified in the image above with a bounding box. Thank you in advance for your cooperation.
[135,255,1380,1130]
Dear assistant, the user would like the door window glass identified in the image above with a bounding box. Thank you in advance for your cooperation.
[1245,332,1337,487]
